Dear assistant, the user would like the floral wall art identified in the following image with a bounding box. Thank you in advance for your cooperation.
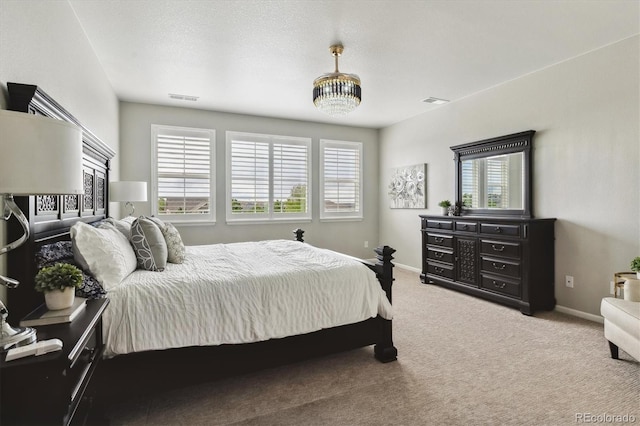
[388,164,427,209]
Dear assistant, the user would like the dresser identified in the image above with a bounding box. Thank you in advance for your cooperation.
[420,215,555,315]
[1,298,109,425]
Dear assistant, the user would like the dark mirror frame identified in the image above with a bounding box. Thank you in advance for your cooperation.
[451,130,534,218]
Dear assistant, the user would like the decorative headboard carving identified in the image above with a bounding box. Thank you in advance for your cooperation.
[6,83,115,321]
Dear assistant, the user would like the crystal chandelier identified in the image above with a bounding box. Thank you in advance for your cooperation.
[313,44,361,116]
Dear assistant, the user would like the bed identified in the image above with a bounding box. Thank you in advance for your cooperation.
[5,83,398,372]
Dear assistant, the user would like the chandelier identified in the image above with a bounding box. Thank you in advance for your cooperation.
[313,44,361,116]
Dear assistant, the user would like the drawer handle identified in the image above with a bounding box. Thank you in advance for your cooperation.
[434,252,444,258]
[434,237,444,243]
[494,226,503,233]
[84,346,97,361]
[492,262,506,270]
[434,266,444,273]
[437,223,441,228]
[491,244,505,252]
[492,280,506,289]
[461,224,468,229]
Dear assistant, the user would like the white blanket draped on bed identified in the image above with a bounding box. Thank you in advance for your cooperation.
[102,240,393,357]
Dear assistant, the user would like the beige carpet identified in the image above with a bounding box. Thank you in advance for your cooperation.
[103,268,639,426]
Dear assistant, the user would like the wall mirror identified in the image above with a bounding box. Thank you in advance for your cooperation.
[451,130,534,218]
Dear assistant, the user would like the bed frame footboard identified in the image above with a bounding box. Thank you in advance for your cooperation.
[293,229,398,363]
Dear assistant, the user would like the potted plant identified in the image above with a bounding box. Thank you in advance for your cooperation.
[631,256,640,279]
[438,200,451,215]
[35,263,83,310]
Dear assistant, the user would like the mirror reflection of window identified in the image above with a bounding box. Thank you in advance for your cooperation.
[461,152,523,210]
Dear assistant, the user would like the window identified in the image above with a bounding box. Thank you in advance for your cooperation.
[226,131,311,222]
[320,139,363,220]
[151,125,215,223]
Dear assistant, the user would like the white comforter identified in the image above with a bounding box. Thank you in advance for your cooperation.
[102,240,392,357]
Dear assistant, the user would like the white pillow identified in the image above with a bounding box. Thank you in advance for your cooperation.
[70,221,137,291]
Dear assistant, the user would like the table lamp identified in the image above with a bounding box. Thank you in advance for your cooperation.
[0,109,83,350]
[109,181,148,216]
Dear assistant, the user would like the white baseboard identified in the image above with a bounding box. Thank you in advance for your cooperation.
[555,305,603,324]
[391,265,604,324]
[394,263,421,273]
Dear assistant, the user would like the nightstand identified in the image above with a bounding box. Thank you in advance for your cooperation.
[1,298,109,426]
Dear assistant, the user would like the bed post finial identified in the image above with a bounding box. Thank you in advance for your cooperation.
[293,228,304,242]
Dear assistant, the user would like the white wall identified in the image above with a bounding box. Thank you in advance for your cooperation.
[119,102,379,258]
[0,0,119,303]
[379,36,639,316]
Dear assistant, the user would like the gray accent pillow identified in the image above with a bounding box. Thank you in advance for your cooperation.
[130,217,168,271]
[103,217,133,238]
[148,216,166,231]
[162,222,186,264]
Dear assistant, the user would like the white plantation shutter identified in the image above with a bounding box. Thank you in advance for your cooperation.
[230,140,270,214]
[486,156,508,208]
[273,143,309,214]
[151,125,215,223]
[226,132,311,222]
[461,160,479,208]
[320,140,363,220]
[462,155,512,210]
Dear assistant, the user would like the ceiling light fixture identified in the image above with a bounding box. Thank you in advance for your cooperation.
[313,44,361,116]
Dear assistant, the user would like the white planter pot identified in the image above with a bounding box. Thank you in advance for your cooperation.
[441,207,449,215]
[623,278,640,302]
[45,287,75,310]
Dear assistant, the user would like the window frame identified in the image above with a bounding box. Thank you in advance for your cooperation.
[319,139,364,221]
[150,124,216,224]
[226,131,312,224]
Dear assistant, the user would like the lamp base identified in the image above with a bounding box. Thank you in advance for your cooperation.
[1,321,37,352]
[124,201,136,216]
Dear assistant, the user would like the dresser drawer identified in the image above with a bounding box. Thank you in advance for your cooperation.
[427,247,454,264]
[480,223,521,237]
[427,262,454,280]
[455,221,477,233]
[480,239,521,259]
[480,274,520,298]
[481,256,521,278]
[426,219,453,230]
[426,233,454,248]
[68,327,99,403]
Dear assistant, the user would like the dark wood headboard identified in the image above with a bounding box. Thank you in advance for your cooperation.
[6,83,115,322]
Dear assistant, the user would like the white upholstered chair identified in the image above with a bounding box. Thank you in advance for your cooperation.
[600,297,640,361]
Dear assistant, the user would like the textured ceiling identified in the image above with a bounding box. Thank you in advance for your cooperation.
[68,0,639,129]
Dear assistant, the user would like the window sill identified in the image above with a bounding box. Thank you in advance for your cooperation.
[161,220,216,227]
[226,218,312,226]
[319,217,364,223]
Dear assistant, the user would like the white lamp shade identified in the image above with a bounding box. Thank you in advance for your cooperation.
[0,109,84,195]
[110,181,148,202]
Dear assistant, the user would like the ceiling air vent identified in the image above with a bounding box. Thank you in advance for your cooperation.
[169,93,199,102]
[422,97,449,105]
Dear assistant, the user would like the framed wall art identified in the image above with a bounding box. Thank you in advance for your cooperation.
[388,163,427,209]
